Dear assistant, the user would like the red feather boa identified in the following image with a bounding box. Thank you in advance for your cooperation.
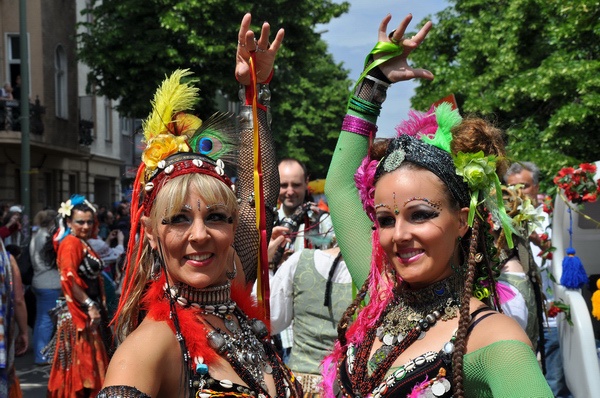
[142,276,268,366]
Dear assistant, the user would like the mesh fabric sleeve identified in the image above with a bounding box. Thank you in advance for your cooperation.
[97,385,151,398]
[325,125,374,288]
[463,339,553,397]
[235,87,278,284]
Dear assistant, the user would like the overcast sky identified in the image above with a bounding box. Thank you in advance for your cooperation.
[319,0,448,137]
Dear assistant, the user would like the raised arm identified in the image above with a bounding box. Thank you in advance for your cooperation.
[325,13,433,287]
[234,13,285,283]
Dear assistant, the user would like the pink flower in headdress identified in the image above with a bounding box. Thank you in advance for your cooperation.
[394,106,438,139]
[354,156,379,221]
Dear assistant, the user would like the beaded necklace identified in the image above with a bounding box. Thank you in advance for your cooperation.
[343,273,463,396]
[165,281,297,397]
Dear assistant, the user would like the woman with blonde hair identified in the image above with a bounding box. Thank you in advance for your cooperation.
[99,13,302,398]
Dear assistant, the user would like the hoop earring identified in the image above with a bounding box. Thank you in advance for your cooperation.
[151,250,163,280]
[226,258,238,280]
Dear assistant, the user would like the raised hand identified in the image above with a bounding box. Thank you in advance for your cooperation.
[376,13,434,83]
[236,13,285,85]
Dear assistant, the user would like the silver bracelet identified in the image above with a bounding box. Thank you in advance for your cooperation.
[238,84,272,128]
[82,297,98,310]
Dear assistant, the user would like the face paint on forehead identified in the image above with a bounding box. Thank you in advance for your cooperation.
[403,197,443,211]
[393,192,399,215]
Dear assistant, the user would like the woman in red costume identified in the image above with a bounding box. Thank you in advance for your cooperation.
[99,13,302,398]
[47,195,111,397]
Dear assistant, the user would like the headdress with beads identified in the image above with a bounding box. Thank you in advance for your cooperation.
[118,69,238,324]
[356,101,517,248]
[136,69,238,217]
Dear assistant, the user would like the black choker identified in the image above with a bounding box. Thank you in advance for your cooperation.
[165,281,236,314]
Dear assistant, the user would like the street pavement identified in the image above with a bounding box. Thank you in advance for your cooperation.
[14,329,50,397]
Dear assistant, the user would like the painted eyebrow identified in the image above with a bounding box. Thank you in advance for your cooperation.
[205,203,228,211]
[374,203,391,211]
[402,197,442,211]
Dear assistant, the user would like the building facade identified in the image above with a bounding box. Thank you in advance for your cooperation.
[1,0,126,217]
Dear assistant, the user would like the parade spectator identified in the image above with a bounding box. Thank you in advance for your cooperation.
[1,206,23,246]
[30,209,60,366]
[1,239,28,397]
[269,159,335,362]
[272,159,334,267]
[505,161,571,397]
[0,82,13,100]
[97,210,115,241]
[492,185,546,353]
[270,246,352,396]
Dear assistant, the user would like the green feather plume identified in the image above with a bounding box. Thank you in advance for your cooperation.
[422,102,462,153]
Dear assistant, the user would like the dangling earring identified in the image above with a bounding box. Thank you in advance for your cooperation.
[151,250,162,280]
[226,258,238,280]
[451,236,466,275]
[384,259,399,288]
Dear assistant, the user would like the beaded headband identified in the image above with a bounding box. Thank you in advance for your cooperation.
[375,133,470,208]
[135,69,238,216]
[141,152,234,216]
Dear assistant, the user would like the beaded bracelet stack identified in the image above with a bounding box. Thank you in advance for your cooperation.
[348,95,381,117]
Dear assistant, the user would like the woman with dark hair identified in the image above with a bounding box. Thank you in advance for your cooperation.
[47,195,111,397]
[321,12,552,397]
[99,13,302,398]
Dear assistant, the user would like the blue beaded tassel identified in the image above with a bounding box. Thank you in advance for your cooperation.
[560,207,588,289]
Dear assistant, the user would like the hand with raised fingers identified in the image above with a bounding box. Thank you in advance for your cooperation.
[236,13,285,85]
[376,13,434,83]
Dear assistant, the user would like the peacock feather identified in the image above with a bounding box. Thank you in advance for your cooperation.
[187,112,239,164]
[142,69,200,141]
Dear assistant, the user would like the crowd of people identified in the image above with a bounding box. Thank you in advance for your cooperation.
[0,8,581,398]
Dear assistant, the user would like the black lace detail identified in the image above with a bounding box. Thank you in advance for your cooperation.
[97,385,151,398]
[79,239,103,279]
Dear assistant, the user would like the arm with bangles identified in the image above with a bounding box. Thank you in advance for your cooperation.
[69,277,101,326]
[325,14,434,288]
[233,13,285,284]
[57,236,101,327]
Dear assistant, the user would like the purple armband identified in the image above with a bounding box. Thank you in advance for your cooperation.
[342,114,377,137]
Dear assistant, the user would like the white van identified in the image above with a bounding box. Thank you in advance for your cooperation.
[551,160,600,397]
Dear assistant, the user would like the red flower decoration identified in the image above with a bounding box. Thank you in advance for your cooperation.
[542,195,554,215]
[554,163,600,204]
[547,305,560,318]
[580,163,597,173]
[548,300,573,325]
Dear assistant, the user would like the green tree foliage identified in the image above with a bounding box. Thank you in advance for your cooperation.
[410,0,600,190]
[77,0,351,178]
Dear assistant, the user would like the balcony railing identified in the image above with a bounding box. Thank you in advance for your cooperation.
[0,97,46,134]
